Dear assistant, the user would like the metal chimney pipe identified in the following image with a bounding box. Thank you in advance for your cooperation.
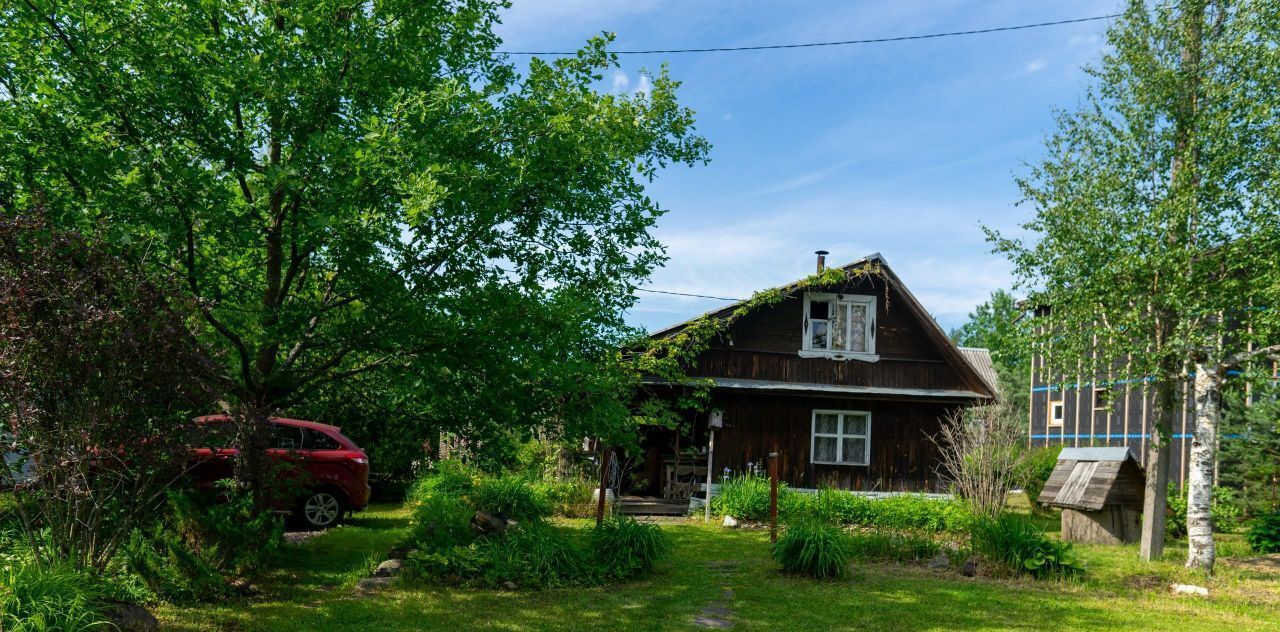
[815,250,829,274]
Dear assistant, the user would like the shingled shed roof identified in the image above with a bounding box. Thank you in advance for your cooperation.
[1038,448,1145,511]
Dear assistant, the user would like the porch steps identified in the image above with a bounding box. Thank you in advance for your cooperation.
[616,496,689,517]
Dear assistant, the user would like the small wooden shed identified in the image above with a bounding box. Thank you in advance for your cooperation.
[1038,447,1145,544]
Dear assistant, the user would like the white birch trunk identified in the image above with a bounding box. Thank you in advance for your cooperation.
[1186,362,1220,572]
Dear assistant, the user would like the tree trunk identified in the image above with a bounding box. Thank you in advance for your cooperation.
[235,402,273,512]
[1186,362,1220,572]
[1140,378,1176,561]
[1140,0,1205,563]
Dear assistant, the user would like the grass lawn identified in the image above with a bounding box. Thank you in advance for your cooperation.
[157,500,1280,631]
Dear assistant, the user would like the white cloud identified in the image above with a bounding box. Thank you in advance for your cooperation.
[747,159,857,197]
[1067,33,1101,47]
[634,73,652,97]
[722,112,733,121]
[611,70,630,93]
[1025,59,1047,74]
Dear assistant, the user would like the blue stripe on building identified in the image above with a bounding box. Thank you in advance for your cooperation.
[1030,433,1242,440]
[1030,370,1262,393]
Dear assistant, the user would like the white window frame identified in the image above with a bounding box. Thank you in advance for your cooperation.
[810,409,872,466]
[1048,400,1065,427]
[799,292,878,361]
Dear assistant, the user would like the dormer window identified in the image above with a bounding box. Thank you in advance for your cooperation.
[801,292,877,361]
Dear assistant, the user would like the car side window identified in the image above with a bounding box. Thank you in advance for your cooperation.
[269,424,304,450]
[304,429,341,451]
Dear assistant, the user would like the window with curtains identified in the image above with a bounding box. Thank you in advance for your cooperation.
[810,410,871,466]
[801,292,877,360]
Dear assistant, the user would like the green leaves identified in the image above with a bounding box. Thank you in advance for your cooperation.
[990,1,1280,385]
[1,1,708,456]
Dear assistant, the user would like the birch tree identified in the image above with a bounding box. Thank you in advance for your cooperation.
[989,0,1280,563]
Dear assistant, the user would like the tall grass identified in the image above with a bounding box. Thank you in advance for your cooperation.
[846,531,943,563]
[407,493,475,551]
[470,475,552,521]
[0,563,114,631]
[482,523,593,589]
[590,516,671,579]
[970,513,1083,579]
[408,459,479,503]
[771,521,854,579]
[710,476,970,532]
[711,474,791,522]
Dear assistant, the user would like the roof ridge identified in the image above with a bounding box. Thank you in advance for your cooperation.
[646,252,882,338]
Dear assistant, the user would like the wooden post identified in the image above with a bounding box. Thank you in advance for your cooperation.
[704,429,716,522]
[769,451,779,544]
[596,445,611,528]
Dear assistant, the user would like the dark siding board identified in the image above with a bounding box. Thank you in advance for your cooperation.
[1027,350,1202,486]
[716,281,946,363]
[707,391,956,492]
[693,349,966,392]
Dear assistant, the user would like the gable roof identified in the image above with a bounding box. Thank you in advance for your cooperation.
[1038,447,1144,511]
[648,253,997,400]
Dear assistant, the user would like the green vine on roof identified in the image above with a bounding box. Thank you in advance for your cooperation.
[626,262,888,423]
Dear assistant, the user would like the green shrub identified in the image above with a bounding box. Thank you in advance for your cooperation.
[590,516,671,579]
[409,459,479,503]
[1246,510,1280,554]
[405,514,670,589]
[772,520,854,579]
[538,479,596,518]
[124,482,283,603]
[712,474,793,522]
[0,563,114,632]
[408,493,475,552]
[470,475,552,521]
[406,522,595,589]
[869,495,972,532]
[846,531,942,563]
[403,545,486,585]
[1020,446,1061,511]
[970,513,1083,579]
[785,489,971,533]
[481,523,594,589]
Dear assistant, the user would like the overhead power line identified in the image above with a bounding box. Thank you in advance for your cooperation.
[636,288,742,301]
[498,14,1121,56]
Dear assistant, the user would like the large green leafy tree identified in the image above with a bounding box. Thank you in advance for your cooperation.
[989,0,1280,563]
[950,289,1030,414]
[0,1,708,500]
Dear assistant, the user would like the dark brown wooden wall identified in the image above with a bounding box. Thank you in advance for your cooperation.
[695,279,971,392]
[1028,341,1194,487]
[704,391,959,492]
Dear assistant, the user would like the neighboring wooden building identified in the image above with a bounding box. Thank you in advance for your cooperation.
[1026,306,1280,487]
[1039,447,1145,544]
[635,253,998,496]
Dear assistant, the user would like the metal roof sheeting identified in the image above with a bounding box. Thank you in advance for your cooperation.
[957,347,1000,397]
[1058,447,1137,462]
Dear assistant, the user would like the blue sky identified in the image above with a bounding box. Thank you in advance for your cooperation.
[496,1,1121,333]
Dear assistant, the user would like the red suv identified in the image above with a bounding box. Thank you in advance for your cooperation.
[190,416,370,529]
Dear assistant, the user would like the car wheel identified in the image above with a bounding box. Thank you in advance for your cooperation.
[298,489,345,530]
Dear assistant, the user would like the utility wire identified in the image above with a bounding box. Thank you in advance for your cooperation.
[498,14,1121,56]
[636,288,742,301]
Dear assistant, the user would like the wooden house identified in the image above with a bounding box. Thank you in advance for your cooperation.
[633,253,998,498]
[1026,307,1280,487]
[1038,447,1145,544]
